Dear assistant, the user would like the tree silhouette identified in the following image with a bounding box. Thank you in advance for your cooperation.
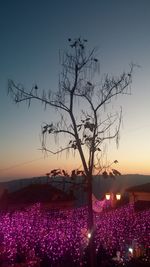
[8,38,134,267]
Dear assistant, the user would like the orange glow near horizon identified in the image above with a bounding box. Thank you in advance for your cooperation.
[0,153,83,180]
[1,161,150,181]
[0,150,150,181]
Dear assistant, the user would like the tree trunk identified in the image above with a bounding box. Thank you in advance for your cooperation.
[87,175,97,267]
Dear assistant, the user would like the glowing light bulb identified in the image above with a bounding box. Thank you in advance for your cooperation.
[116,193,121,200]
[87,232,91,239]
[105,193,111,200]
[128,247,133,254]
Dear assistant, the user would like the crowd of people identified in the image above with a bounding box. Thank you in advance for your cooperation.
[0,203,149,266]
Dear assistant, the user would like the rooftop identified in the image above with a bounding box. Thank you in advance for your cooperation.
[126,183,150,193]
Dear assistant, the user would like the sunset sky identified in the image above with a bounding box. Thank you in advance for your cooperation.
[0,0,150,181]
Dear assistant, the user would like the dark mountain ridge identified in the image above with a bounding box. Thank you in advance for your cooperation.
[0,174,149,195]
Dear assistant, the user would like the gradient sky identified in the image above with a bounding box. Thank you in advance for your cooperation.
[0,0,150,181]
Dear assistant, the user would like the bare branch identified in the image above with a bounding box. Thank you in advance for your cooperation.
[39,145,74,155]
[95,67,133,112]
[8,79,69,112]
[54,129,75,137]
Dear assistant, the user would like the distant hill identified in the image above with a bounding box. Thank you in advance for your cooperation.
[0,174,150,204]
[0,176,49,192]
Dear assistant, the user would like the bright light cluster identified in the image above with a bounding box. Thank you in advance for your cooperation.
[0,203,149,265]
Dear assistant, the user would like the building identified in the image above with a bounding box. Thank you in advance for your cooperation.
[6,183,75,210]
[126,183,150,210]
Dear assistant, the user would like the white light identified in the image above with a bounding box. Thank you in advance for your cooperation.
[116,193,121,200]
[87,232,91,239]
[105,193,111,200]
[128,247,133,254]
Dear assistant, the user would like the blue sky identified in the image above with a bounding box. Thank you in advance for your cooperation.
[0,0,150,180]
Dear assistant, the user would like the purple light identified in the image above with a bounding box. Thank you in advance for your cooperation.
[0,203,149,265]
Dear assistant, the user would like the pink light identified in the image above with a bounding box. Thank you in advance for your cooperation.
[0,202,149,265]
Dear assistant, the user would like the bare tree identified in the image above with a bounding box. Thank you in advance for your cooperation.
[8,38,133,267]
